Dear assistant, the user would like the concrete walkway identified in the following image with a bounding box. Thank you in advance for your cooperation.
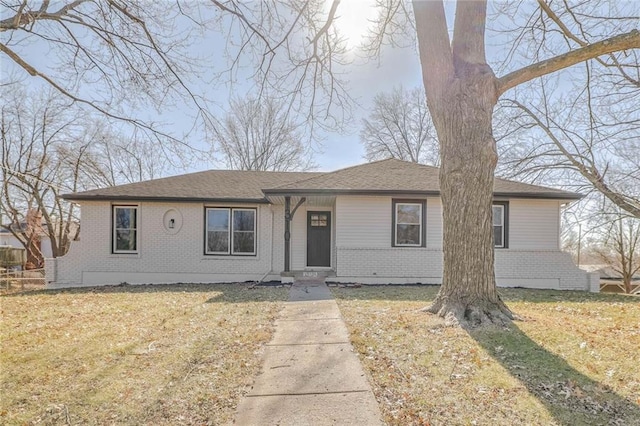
[233,279,384,425]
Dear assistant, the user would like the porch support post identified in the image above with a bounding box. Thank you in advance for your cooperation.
[284,196,291,272]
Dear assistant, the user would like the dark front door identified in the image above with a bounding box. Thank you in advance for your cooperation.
[307,211,331,267]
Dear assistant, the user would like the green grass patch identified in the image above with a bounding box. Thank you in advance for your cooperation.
[333,286,640,426]
[1,283,287,425]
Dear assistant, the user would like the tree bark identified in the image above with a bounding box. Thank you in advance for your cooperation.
[415,1,512,326]
[413,0,639,326]
[426,69,513,326]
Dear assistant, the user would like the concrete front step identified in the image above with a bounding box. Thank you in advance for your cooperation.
[281,270,336,280]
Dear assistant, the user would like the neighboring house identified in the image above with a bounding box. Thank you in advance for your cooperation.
[0,225,53,259]
[47,159,598,291]
[581,264,640,294]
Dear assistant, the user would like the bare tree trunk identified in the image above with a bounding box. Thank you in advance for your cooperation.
[624,277,632,295]
[425,71,513,326]
[414,1,512,326]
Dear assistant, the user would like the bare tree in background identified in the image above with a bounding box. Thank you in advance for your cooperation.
[1,89,86,259]
[496,90,640,219]
[0,1,209,139]
[593,209,640,294]
[381,0,640,325]
[210,96,315,171]
[0,0,354,135]
[361,86,438,165]
[0,87,183,259]
[82,127,183,188]
[203,0,352,132]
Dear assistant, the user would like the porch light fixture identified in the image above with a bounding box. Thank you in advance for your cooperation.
[169,219,175,229]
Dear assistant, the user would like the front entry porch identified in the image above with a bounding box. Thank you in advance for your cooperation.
[265,194,336,279]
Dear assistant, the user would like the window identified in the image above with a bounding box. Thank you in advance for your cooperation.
[310,213,328,227]
[206,208,256,255]
[206,208,230,254]
[493,202,509,248]
[113,206,138,253]
[392,200,425,247]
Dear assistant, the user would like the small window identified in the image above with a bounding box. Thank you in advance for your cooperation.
[205,208,256,255]
[493,202,509,248]
[392,200,425,247]
[113,206,138,253]
[310,214,328,227]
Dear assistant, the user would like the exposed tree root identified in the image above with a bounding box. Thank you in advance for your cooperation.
[422,296,516,328]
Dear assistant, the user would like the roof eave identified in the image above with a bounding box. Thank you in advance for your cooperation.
[263,188,583,200]
[262,188,442,197]
[492,191,583,200]
[62,194,271,204]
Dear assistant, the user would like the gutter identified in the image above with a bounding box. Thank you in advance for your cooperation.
[262,188,583,201]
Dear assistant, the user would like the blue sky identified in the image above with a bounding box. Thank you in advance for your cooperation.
[0,1,425,174]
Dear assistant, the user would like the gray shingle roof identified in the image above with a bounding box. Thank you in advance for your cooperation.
[64,159,581,202]
[263,159,582,200]
[63,170,320,202]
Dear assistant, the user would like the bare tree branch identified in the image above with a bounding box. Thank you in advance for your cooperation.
[361,85,438,165]
[498,29,640,96]
[209,95,316,171]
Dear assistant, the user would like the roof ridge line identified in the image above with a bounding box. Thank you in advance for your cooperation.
[264,158,430,190]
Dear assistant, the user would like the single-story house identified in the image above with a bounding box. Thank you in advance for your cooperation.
[46,159,599,291]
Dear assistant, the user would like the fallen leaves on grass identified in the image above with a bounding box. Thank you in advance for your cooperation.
[0,283,287,425]
[333,286,640,426]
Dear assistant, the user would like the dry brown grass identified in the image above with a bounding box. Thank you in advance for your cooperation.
[332,286,640,426]
[1,283,287,425]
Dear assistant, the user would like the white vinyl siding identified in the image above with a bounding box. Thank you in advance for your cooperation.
[290,205,307,270]
[509,200,561,250]
[336,196,438,249]
[425,198,442,249]
[335,196,391,248]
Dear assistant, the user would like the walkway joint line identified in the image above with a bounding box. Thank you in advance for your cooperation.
[246,389,371,398]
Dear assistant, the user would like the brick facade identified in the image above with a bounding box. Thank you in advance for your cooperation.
[47,195,596,292]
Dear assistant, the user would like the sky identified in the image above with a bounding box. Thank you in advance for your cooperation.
[314,47,424,171]
[2,0,636,182]
[0,0,425,174]
[169,0,427,172]
[308,2,424,171]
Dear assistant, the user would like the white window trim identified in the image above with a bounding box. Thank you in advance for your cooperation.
[395,202,423,247]
[112,205,139,254]
[231,208,257,256]
[205,207,257,256]
[493,204,505,248]
[205,208,231,255]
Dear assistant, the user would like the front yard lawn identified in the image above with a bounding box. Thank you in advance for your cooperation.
[333,286,640,426]
[1,283,287,425]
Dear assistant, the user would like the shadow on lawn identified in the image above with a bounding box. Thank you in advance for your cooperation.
[0,282,289,303]
[469,325,640,425]
[331,285,639,304]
